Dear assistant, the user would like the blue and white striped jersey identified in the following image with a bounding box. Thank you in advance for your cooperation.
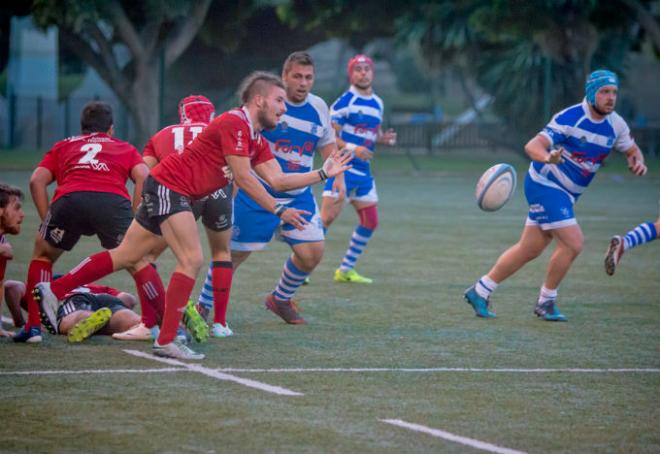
[260,93,334,198]
[331,86,384,175]
[529,99,635,202]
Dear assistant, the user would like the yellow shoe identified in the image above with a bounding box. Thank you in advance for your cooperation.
[334,268,373,284]
[67,308,112,343]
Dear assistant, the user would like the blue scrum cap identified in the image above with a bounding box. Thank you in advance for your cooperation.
[585,70,618,106]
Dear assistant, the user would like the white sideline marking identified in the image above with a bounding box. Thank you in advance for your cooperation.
[0,368,183,376]
[124,349,303,396]
[382,419,527,454]
[211,367,660,373]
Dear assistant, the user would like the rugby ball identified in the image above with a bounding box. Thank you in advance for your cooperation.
[475,163,517,211]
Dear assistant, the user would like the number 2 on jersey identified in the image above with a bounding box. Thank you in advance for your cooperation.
[79,143,103,164]
[172,126,203,152]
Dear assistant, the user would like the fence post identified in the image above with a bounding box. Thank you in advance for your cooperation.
[8,91,16,148]
[37,96,43,149]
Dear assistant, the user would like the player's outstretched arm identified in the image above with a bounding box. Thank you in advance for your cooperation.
[524,134,564,164]
[29,167,54,221]
[226,155,310,230]
[625,144,647,176]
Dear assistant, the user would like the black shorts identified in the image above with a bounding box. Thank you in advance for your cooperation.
[56,293,128,328]
[192,184,233,232]
[40,192,132,251]
[135,176,193,235]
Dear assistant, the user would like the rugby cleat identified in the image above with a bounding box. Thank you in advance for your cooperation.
[182,300,209,343]
[334,268,373,284]
[112,322,153,341]
[210,322,234,338]
[12,326,43,343]
[604,235,624,276]
[153,339,204,360]
[264,294,305,324]
[34,282,60,334]
[534,300,568,322]
[67,308,112,343]
[463,286,496,318]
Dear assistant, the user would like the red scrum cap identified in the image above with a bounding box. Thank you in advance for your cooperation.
[347,54,374,77]
[178,95,215,124]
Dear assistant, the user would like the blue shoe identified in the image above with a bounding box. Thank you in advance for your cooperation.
[534,300,568,322]
[464,286,496,318]
[13,326,43,343]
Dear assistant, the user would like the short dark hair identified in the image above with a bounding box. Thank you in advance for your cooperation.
[80,101,113,134]
[237,71,285,105]
[0,183,23,208]
[283,51,315,74]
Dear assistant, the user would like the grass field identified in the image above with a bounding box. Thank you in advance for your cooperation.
[0,151,658,453]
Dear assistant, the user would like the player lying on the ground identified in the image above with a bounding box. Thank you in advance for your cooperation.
[0,184,25,338]
[605,212,659,276]
[34,71,352,360]
[464,69,647,321]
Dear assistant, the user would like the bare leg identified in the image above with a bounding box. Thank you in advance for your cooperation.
[544,224,584,289]
[488,224,553,283]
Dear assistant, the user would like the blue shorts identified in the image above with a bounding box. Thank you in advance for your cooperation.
[322,170,378,203]
[524,174,577,230]
[231,188,324,251]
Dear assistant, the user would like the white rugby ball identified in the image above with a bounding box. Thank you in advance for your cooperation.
[475,163,517,212]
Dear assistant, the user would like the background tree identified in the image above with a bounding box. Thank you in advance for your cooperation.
[32,0,212,146]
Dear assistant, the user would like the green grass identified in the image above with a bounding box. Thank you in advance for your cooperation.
[1,154,659,453]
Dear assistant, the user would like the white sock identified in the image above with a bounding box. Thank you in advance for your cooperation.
[538,286,558,304]
[475,275,498,299]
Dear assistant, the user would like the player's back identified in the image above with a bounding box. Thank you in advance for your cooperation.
[143,122,208,163]
[40,133,143,203]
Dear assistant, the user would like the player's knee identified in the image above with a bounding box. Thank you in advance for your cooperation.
[179,253,204,275]
[358,205,379,231]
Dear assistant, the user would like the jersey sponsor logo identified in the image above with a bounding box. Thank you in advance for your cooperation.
[49,227,65,244]
[91,161,110,171]
[274,139,314,156]
[236,130,244,152]
[529,203,545,214]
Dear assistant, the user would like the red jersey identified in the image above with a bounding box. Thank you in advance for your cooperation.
[151,108,273,199]
[143,122,208,162]
[63,283,121,300]
[38,133,143,203]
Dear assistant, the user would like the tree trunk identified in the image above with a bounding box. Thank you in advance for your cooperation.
[124,63,160,149]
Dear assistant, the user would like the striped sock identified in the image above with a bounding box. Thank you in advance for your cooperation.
[475,275,498,299]
[339,225,373,272]
[538,286,558,304]
[197,264,214,312]
[272,256,309,302]
[622,222,657,251]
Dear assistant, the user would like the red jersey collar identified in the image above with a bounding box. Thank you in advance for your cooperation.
[240,106,259,140]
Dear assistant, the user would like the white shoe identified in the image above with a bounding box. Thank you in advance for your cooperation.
[112,322,153,341]
[210,322,233,338]
[34,282,59,334]
[153,339,204,360]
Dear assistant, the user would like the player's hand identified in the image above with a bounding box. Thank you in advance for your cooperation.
[544,148,564,164]
[281,208,311,231]
[381,128,397,146]
[354,146,373,161]
[322,149,353,177]
[627,155,647,176]
[0,243,14,259]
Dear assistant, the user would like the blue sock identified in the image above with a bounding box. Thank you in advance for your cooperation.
[197,262,213,311]
[339,225,373,272]
[272,256,309,302]
[623,222,657,251]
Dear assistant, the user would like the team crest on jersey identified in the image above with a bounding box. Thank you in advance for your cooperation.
[280,121,288,132]
[310,124,318,135]
[50,228,65,244]
[579,136,587,144]
[607,137,614,147]
[561,207,570,218]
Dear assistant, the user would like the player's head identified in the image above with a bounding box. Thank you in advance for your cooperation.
[178,95,215,124]
[282,51,315,104]
[238,71,287,130]
[0,183,24,235]
[347,54,374,90]
[80,101,114,135]
[585,69,618,115]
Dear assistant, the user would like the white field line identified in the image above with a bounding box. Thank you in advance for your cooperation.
[0,368,184,376]
[123,349,303,396]
[211,367,660,373]
[382,419,527,454]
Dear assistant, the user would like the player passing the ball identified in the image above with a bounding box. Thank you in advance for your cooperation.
[464,70,647,321]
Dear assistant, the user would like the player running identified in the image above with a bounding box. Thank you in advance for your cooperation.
[464,70,647,321]
[230,51,345,324]
[35,72,352,360]
[321,54,397,284]
[0,184,25,338]
[13,102,159,343]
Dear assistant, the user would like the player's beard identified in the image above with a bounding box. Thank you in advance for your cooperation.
[593,102,614,116]
[258,105,278,130]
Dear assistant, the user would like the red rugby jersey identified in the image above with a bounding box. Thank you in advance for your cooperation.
[38,133,143,203]
[151,108,273,200]
[143,122,208,162]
